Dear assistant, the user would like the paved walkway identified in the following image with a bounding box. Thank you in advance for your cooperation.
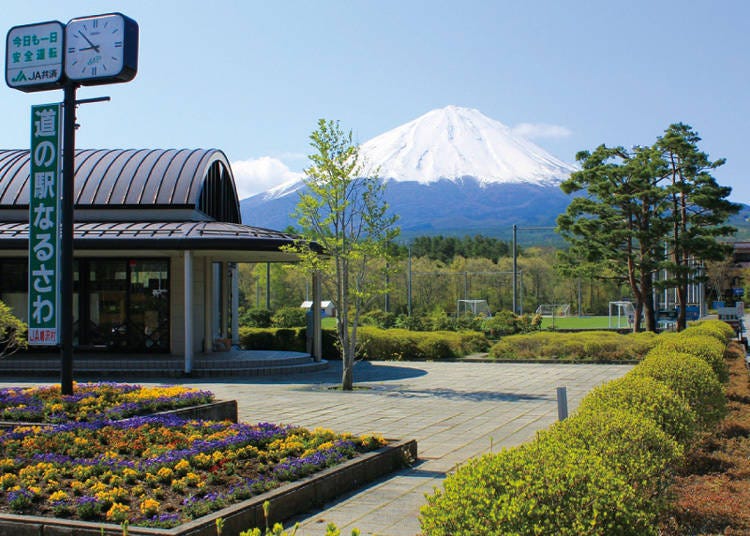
[0,360,631,535]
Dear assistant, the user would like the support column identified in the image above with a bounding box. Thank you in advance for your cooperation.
[184,251,194,374]
[312,271,322,361]
[231,263,239,345]
[221,261,230,338]
[204,257,213,353]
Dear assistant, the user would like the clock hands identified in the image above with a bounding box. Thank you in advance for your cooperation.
[77,30,100,53]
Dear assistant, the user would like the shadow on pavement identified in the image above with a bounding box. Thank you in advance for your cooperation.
[185,360,429,386]
[370,387,553,403]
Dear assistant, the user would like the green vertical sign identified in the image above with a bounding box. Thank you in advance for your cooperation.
[28,103,61,345]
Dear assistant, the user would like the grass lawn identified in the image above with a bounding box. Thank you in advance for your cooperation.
[539,315,630,330]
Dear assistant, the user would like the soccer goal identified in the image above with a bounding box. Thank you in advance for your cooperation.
[535,303,571,317]
[609,301,635,328]
[457,299,491,317]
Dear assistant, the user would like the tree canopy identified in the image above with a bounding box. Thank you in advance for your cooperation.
[557,123,738,331]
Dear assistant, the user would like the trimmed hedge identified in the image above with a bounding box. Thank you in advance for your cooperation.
[421,328,731,535]
[539,407,682,509]
[357,327,489,360]
[631,350,727,429]
[420,441,658,536]
[651,334,729,382]
[576,374,697,446]
[683,319,736,344]
[238,326,488,361]
[488,330,658,362]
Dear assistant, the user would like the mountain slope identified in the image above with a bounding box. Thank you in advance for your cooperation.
[360,105,576,186]
[240,106,577,237]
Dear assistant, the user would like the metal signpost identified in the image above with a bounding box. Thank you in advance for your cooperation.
[6,13,138,395]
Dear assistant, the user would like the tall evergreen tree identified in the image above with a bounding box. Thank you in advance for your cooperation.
[656,123,740,330]
[557,145,669,331]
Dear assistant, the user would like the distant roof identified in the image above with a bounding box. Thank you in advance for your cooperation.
[0,149,240,223]
[0,221,314,261]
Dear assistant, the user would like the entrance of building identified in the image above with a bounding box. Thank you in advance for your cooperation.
[74,258,170,352]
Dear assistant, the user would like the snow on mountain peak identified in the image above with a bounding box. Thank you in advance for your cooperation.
[359,105,576,186]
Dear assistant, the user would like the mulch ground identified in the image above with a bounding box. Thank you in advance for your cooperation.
[660,341,750,535]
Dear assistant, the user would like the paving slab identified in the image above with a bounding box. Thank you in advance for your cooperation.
[0,360,631,536]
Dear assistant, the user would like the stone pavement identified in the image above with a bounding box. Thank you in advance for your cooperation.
[0,360,631,535]
[186,360,631,535]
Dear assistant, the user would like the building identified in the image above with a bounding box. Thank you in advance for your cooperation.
[0,148,323,372]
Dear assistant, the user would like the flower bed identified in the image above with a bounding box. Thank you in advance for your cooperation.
[0,382,214,423]
[0,413,386,528]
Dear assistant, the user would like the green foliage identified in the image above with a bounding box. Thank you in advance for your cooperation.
[421,441,657,536]
[633,350,727,429]
[0,300,26,357]
[652,333,729,383]
[683,319,736,344]
[239,308,273,328]
[408,234,511,264]
[356,327,488,360]
[577,374,697,446]
[239,327,338,357]
[288,118,400,390]
[481,310,541,337]
[488,330,657,362]
[271,307,307,328]
[539,407,682,510]
[359,309,396,329]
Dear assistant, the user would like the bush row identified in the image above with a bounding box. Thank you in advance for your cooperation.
[419,320,732,535]
[238,326,489,361]
[488,330,659,362]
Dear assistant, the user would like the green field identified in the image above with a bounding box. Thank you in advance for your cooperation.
[539,315,628,330]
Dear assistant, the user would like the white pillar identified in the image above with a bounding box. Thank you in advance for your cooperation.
[184,251,194,374]
[221,261,230,338]
[231,263,239,345]
[312,271,322,361]
[204,257,213,353]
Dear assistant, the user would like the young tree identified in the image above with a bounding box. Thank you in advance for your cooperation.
[656,123,740,330]
[290,119,399,390]
[557,145,669,331]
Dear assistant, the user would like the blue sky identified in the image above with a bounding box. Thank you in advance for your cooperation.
[2,1,749,202]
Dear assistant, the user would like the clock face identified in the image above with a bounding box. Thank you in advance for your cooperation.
[64,13,137,84]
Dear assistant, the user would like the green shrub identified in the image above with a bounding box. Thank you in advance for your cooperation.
[271,307,307,328]
[356,327,488,360]
[652,334,728,383]
[538,407,681,513]
[683,319,736,344]
[360,309,396,329]
[238,307,273,328]
[0,300,26,357]
[633,351,727,429]
[488,331,657,362]
[420,440,656,536]
[577,374,697,446]
[239,327,304,351]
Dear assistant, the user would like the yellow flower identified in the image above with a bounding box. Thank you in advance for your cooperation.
[156,467,174,483]
[105,502,130,523]
[139,498,160,516]
[174,459,190,475]
[49,490,69,502]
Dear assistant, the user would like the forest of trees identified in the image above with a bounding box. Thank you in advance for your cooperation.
[237,237,630,319]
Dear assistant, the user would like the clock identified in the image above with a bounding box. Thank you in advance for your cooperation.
[64,13,138,85]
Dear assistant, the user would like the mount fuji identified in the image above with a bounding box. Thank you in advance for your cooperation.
[239,106,578,238]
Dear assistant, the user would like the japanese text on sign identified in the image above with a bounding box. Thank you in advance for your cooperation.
[28,103,61,345]
[5,21,63,90]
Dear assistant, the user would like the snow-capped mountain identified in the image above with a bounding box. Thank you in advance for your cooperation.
[240,106,577,237]
[360,105,576,186]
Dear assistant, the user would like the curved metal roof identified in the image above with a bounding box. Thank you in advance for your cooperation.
[0,149,241,223]
[0,221,315,253]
